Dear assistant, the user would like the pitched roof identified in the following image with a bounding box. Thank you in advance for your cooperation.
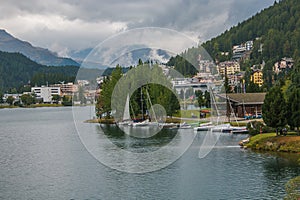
[220,93,266,104]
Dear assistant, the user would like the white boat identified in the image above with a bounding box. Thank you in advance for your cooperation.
[118,119,132,126]
[179,122,192,129]
[132,119,149,127]
[194,122,214,131]
[232,126,248,134]
[160,123,178,129]
[211,123,232,133]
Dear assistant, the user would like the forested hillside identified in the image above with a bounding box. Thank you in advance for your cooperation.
[203,0,300,64]
[0,51,79,93]
[169,0,300,81]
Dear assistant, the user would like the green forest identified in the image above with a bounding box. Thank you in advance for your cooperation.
[203,0,300,63]
[0,51,78,93]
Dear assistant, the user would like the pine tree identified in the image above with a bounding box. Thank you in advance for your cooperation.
[262,85,287,129]
[287,88,300,135]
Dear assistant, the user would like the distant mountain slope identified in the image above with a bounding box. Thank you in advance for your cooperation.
[0,29,79,66]
[0,51,79,92]
[0,51,104,93]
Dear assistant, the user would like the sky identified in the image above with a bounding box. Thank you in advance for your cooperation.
[0,0,275,57]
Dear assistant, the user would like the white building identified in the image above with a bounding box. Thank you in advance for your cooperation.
[31,86,61,103]
[171,78,212,95]
[232,40,253,54]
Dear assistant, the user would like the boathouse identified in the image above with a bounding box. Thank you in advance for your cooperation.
[219,93,266,118]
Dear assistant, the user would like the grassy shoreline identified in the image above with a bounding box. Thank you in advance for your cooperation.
[243,133,300,153]
[0,104,64,109]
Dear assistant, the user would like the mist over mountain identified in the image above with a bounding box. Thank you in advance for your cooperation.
[0,29,79,66]
[69,47,171,68]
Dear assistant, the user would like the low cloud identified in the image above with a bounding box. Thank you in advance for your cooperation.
[0,0,274,54]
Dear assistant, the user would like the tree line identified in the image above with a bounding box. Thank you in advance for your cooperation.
[262,62,300,134]
[0,51,78,93]
[96,63,180,120]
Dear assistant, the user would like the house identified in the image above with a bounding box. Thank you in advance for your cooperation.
[250,69,263,86]
[232,40,253,61]
[273,57,294,74]
[51,82,78,96]
[217,61,240,76]
[220,93,266,118]
[3,93,22,104]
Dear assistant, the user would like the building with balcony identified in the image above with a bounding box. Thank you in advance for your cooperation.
[31,86,61,103]
[51,82,78,96]
[217,61,240,76]
[250,69,263,87]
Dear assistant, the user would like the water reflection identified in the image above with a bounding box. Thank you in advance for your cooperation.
[262,152,300,179]
[1,107,300,199]
[97,124,177,152]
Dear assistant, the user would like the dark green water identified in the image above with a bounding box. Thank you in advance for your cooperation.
[0,107,299,199]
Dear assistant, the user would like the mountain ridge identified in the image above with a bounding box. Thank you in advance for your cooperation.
[0,29,79,66]
[0,51,104,93]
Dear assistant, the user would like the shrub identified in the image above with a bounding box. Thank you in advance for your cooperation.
[246,121,275,135]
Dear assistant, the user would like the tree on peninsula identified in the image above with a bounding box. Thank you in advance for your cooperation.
[262,85,287,130]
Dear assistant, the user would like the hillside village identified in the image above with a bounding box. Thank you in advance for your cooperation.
[0,0,299,129]
[0,38,296,121]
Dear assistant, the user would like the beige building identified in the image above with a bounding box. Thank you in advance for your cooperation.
[50,82,78,96]
[217,61,240,76]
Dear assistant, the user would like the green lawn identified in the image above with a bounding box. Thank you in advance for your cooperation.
[174,109,211,119]
[245,133,300,153]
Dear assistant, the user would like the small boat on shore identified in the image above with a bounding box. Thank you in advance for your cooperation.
[232,126,248,134]
[211,123,232,133]
[194,122,214,131]
[132,119,149,127]
[179,122,192,129]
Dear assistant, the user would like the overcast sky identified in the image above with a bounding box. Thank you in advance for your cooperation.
[0,0,275,56]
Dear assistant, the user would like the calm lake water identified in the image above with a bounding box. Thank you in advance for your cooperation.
[0,106,299,199]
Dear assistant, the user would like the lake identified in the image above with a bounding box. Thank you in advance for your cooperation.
[0,106,299,199]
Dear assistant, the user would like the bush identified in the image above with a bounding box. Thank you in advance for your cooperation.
[246,121,275,135]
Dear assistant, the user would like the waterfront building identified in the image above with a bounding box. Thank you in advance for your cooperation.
[51,82,78,96]
[219,93,266,118]
[3,93,21,103]
[31,86,61,103]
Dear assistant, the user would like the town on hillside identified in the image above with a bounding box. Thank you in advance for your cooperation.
[0,39,295,123]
